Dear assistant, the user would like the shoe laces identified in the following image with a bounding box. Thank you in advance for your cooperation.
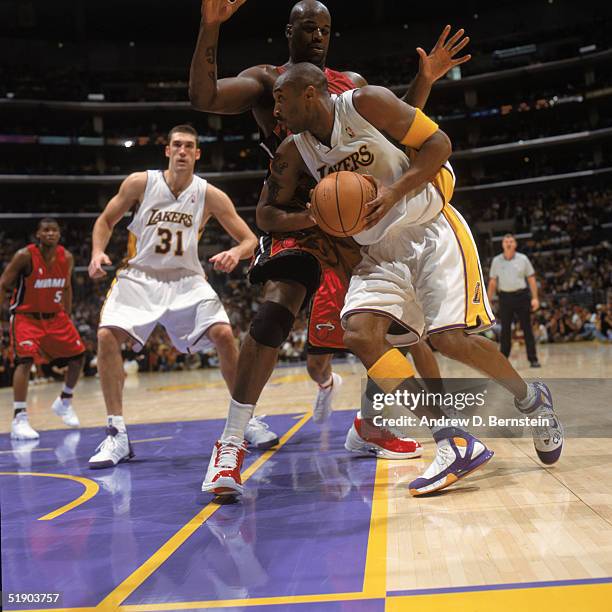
[216,440,246,469]
[531,406,556,441]
[436,443,456,467]
[95,435,118,454]
[421,442,455,479]
[248,415,269,432]
[95,426,123,453]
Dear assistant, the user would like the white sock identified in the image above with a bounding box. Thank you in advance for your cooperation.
[108,415,126,433]
[222,398,255,441]
[319,374,333,389]
[516,383,537,412]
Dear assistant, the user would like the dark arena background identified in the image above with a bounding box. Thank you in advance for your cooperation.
[1,1,611,611]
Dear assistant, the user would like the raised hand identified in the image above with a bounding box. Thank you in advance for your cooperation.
[201,0,248,24]
[416,25,471,83]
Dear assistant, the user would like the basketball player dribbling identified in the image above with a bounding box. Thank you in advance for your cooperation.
[263,62,564,496]
[87,124,276,469]
[1,218,84,440]
[191,0,472,494]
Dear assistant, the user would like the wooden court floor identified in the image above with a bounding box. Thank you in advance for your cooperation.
[1,342,612,611]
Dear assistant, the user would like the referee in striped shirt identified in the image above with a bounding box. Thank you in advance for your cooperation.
[487,234,541,367]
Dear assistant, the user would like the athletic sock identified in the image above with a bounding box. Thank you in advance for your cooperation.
[516,382,537,412]
[107,415,126,433]
[318,374,333,390]
[362,348,417,425]
[60,384,74,401]
[222,398,255,441]
[13,401,27,418]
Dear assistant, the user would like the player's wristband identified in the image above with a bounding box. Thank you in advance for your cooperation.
[400,108,439,149]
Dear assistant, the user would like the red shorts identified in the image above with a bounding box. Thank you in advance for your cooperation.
[307,267,348,353]
[11,311,84,362]
[249,231,360,353]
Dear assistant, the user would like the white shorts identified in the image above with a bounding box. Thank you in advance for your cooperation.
[341,203,495,346]
[99,266,230,353]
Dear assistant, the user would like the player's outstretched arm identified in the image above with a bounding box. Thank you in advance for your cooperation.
[206,184,257,273]
[402,25,471,110]
[256,137,316,234]
[189,0,266,113]
[89,172,146,279]
[353,86,452,228]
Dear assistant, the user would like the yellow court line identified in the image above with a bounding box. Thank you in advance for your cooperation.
[95,412,313,610]
[0,472,99,521]
[13,592,374,612]
[362,459,389,597]
[131,436,174,444]
[386,582,612,612]
[117,591,375,611]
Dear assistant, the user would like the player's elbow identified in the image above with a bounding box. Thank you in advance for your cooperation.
[256,208,274,233]
[188,75,219,112]
[435,129,452,161]
[189,86,214,112]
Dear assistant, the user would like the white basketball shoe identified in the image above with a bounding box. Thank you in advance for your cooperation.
[51,397,80,427]
[244,416,279,450]
[313,373,343,423]
[201,437,248,496]
[10,413,40,440]
[88,425,134,469]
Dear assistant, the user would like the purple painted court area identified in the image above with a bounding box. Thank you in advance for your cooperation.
[0,411,377,610]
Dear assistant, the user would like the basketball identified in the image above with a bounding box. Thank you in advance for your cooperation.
[310,171,377,237]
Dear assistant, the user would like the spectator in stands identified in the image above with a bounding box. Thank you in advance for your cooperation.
[596,302,612,342]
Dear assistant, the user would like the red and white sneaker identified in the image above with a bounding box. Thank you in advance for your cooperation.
[344,412,422,459]
[201,437,248,496]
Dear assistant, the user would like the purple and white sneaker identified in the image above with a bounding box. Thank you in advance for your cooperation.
[516,382,563,465]
[409,430,494,497]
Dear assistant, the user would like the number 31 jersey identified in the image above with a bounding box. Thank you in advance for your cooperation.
[126,170,207,276]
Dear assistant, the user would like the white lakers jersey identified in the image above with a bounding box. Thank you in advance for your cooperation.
[293,90,449,245]
[126,170,207,275]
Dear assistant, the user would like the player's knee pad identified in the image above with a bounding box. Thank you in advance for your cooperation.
[249,301,295,348]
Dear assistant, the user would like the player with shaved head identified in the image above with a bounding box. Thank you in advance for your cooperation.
[191,0,472,495]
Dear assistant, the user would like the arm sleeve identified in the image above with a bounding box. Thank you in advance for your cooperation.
[524,256,535,277]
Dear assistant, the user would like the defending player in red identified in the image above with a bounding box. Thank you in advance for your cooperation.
[0,218,85,440]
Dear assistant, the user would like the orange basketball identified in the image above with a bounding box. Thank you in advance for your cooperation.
[311,171,377,237]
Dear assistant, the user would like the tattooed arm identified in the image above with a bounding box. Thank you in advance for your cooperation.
[189,0,268,113]
[256,137,316,233]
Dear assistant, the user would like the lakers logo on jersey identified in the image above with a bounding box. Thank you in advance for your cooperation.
[317,145,374,179]
[472,281,482,304]
[145,208,194,228]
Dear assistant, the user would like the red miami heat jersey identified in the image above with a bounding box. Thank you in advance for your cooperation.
[259,66,356,160]
[10,244,70,314]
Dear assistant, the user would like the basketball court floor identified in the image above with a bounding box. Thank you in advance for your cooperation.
[2,342,611,611]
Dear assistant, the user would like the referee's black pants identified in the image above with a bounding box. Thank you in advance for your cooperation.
[499,289,537,363]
